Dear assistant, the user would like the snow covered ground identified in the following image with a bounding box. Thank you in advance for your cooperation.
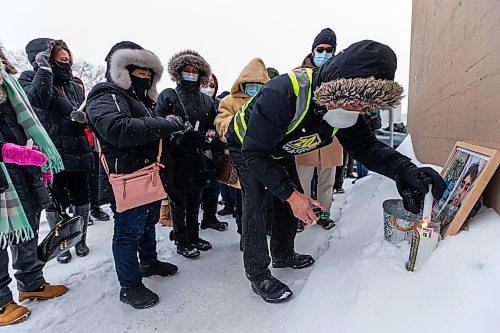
[6,138,500,333]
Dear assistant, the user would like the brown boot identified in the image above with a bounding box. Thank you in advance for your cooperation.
[0,302,31,326]
[18,283,68,301]
[158,201,173,227]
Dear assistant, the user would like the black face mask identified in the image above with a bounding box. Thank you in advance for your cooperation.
[52,62,73,82]
[180,79,198,92]
[130,75,152,98]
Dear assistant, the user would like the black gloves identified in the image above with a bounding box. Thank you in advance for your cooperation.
[394,165,446,214]
[183,130,208,148]
[165,115,184,129]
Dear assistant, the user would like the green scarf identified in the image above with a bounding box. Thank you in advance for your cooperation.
[0,71,64,248]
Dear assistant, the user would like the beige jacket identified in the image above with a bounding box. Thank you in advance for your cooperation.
[215,58,270,141]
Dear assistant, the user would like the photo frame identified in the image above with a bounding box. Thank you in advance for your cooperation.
[432,142,499,237]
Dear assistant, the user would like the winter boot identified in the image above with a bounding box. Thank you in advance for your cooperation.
[57,251,72,264]
[119,284,159,309]
[251,276,293,303]
[272,253,315,269]
[158,201,173,227]
[18,283,68,301]
[317,211,335,230]
[169,231,201,259]
[0,302,30,326]
[74,204,90,257]
[90,204,110,221]
[217,202,234,216]
[141,260,178,277]
[187,225,212,251]
[201,201,228,231]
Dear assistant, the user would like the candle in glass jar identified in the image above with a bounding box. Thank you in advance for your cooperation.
[406,219,440,271]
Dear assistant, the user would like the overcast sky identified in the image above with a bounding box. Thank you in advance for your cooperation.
[3,0,412,110]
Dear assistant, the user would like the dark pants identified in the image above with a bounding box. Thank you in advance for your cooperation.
[0,212,45,307]
[169,190,203,246]
[230,151,300,282]
[51,171,90,208]
[89,151,100,207]
[202,175,220,204]
[110,200,160,288]
[220,184,235,204]
[334,150,348,189]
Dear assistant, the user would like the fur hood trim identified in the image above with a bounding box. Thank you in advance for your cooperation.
[0,45,17,74]
[313,77,404,111]
[168,50,211,86]
[107,48,163,100]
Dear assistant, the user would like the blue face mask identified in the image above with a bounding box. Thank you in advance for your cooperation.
[244,83,263,97]
[181,72,199,82]
[313,52,332,67]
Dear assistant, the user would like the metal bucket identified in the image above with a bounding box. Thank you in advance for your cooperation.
[382,199,421,245]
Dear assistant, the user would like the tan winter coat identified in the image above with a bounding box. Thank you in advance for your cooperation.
[295,52,343,168]
[215,58,270,141]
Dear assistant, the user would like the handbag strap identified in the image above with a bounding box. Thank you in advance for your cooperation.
[96,138,163,176]
[174,88,190,122]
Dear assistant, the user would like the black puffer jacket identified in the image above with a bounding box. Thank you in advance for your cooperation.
[0,101,51,215]
[155,85,217,192]
[18,38,93,173]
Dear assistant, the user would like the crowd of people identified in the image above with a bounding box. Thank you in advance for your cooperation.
[0,27,447,326]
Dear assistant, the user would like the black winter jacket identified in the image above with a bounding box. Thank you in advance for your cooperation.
[0,101,51,215]
[18,68,93,173]
[86,82,180,200]
[155,85,218,192]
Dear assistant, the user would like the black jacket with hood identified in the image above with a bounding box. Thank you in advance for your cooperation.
[86,41,180,201]
[226,40,408,202]
[155,50,218,192]
[18,38,93,173]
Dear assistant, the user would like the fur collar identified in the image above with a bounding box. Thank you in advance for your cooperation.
[107,48,163,100]
[168,50,211,86]
[313,77,403,111]
[0,46,17,75]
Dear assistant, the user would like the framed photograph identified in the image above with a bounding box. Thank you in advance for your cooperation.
[431,142,499,237]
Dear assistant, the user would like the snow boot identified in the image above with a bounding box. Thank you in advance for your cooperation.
[187,224,212,251]
[119,284,159,309]
[217,202,234,216]
[201,201,228,231]
[141,260,178,277]
[74,204,90,257]
[158,201,173,227]
[57,251,72,264]
[0,302,30,326]
[317,211,335,230]
[18,283,68,301]
[90,204,110,221]
[272,253,315,269]
[170,231,201,259]
[251,276,293,303]
[192,238,212,251]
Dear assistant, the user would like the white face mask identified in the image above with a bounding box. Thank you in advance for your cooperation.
[200,86,215,97]
[181,72,199,82]
[322,108,360,128]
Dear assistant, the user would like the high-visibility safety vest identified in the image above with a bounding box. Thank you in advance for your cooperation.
[233,68,338,146]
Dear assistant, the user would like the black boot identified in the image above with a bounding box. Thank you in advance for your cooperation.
[57,251,72,264]
[170,231,201,259]
[201,201,228,231]
[272,253,315,269]
[119,284,159,309]
[90,205,110,221]
[141,260,178,277]
[251,276,293,303]
[187,225,212,251]
[217,202,234,216]
[74,204,90,257]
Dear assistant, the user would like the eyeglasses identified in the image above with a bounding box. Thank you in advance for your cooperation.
[315,47,334,54]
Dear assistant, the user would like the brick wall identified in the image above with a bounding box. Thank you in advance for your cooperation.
[408,0,500,212]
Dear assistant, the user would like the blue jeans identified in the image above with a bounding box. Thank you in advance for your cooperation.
[356,161,369,178]
[110,200,161,288]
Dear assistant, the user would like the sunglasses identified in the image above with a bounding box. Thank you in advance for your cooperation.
[316,47,334,54]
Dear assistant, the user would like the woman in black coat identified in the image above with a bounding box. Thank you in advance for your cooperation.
[19,38,93,264]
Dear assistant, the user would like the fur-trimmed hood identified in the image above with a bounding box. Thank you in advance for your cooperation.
[104,41,163,100]
[0,45,17,74]
[168,50,211,86]
[313,40,403,111]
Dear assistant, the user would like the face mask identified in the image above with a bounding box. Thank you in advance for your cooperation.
[200,86,215,97]
[130,75,152,98]
[244,83,263,97]
[313,52,332,67]
[52,61,73,82]
[322,108,360,128]
[181,72,199,82]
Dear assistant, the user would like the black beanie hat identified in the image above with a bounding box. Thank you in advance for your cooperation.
[312,28,337,51]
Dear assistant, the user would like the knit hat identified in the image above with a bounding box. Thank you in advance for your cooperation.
[312,28,337,51]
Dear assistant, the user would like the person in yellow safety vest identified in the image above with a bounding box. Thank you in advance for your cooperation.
[224,40,446,304]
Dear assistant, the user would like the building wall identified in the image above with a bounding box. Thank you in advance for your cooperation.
[407,0,500,211]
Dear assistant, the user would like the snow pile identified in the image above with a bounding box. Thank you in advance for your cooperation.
[6,136,500,333]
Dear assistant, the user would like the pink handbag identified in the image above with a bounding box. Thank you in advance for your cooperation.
[100,140,167,213]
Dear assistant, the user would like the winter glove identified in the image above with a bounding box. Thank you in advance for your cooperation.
[70,107,87,123]
[41,170,54,187]
[1,143,47,166]
[35,50,52,72]
[183,130,209,149]
[165,115,184,131]
[394,165,446,214]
